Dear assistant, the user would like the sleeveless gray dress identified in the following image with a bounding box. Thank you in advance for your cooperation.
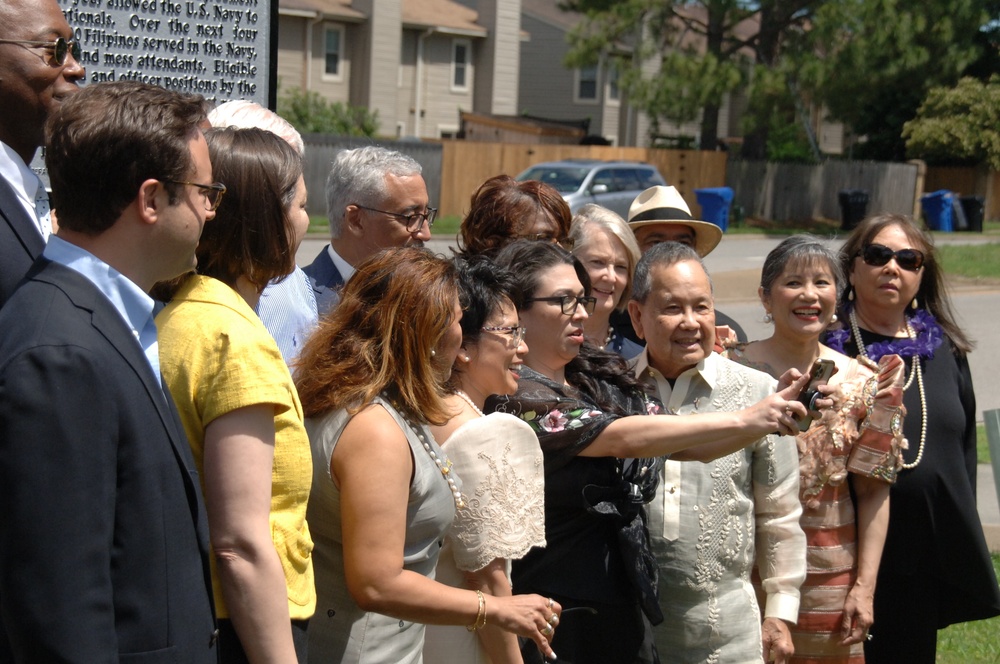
[306,396,460,664]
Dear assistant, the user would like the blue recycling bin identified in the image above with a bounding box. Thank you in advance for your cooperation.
[920,190,955,232]
[694,187,735,231]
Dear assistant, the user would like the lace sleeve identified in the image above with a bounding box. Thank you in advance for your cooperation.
[442,414,547,572]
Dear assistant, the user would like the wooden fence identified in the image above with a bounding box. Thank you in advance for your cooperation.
[301,135,998,226]
[924,165,1000,221]
[437,141,728,218]
[726,160,922,224]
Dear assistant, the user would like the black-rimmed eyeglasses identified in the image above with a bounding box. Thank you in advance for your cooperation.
[166,180,227,212]
[356,205,437,233]
[482,325,527,347]
[526,295,596,316]
[0,37,81,66]
[858,243,925,272]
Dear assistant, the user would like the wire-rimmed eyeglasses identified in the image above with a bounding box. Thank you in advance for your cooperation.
[482,325,527,347]
[0,37,81,66]
[356,205,437,233]
[526,295,596,316]
[166,180,227,212]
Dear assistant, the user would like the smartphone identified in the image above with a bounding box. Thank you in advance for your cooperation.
[795,358,837,432]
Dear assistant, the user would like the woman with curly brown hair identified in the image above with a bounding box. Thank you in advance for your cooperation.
[296,248,561,664]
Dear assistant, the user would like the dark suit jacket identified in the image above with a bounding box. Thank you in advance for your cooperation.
[0,259,217,663]
[0,176,44,310]
[301,245,344,316]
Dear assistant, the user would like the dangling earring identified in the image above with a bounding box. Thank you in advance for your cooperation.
[763,312,773,324]
[847,287,855,302]
[830,313,838,324]
[911,297,919,310]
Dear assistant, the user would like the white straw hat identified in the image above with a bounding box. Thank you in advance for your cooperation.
[627,186,724,257]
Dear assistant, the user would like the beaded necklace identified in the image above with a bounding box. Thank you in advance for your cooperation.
[382,392,465,509]
[453,389,485,417]
[848,310,928,469]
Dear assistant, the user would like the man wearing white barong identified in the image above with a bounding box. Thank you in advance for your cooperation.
[628,241,806,664]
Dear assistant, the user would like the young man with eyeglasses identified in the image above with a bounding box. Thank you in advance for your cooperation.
[0,0,86,309]
[303,145,435,314]
[0,81,219,662]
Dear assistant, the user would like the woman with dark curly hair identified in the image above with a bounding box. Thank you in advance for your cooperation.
[486,240,812,664]
[458,175,572,256]
[826,214,1000,663]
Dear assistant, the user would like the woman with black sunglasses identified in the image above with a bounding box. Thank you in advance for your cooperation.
[485,240,812,664]
[828,214,1000,663]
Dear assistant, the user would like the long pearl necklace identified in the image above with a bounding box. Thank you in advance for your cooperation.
[382,392,465,509]
[453,389,485,417]
[849,310,928,469]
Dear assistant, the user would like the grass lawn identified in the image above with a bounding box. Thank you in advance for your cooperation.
[936,554,1000,662]
[939,243,1000,280]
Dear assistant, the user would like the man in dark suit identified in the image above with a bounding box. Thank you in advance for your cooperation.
[0,81,218,662]
[0,0,85,308]
[304,145,433,314]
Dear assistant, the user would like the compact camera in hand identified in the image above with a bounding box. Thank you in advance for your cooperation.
[795,358,836,432]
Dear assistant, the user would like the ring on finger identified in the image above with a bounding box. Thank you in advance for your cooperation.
[547,597,555,609]
[548,613,559,626]
[541,624,553,637]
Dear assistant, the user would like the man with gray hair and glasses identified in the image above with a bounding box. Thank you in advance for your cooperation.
[303,145,435,314]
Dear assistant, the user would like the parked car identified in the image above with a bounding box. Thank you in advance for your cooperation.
[515,159,667,218]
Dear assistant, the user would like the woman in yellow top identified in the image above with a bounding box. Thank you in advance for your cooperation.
[156,127,315,664]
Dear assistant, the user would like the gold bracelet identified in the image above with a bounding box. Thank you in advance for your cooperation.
[466,590,487,632]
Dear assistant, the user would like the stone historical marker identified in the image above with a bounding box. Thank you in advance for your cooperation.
[35,0,276,179]
[59,0,274,105]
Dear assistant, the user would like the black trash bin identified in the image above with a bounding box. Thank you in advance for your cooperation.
[838,189,870,231]
[959,195,985,233]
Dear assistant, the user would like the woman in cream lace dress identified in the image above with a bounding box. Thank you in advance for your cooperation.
[424,256,547,664]
[725,236,905,663]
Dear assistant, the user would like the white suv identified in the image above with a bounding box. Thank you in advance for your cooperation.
[516,160,667,218]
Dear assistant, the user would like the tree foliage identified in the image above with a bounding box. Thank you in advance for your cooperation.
[800,0,987,161]
[277,86,379,137]
[903,76,1000,169]
[562,0,820,157]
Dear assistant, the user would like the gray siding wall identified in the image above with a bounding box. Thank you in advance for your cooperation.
[473,0,521,115]
[422,35,475,137]
[353,0,403,135]
[518,15,591,125]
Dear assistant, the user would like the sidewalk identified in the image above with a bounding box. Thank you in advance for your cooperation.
[980,466,1000,553]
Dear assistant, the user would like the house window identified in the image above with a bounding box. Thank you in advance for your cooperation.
[607,62,620,102]
[324,26,343,78]
[452,39,470,91]
[576,65,598,102]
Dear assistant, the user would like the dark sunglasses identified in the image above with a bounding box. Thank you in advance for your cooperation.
[0,37,81,66]
[858,243,925,272]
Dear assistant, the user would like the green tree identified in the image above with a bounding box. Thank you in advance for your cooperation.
[801,0,987,161]
[903,76,1000,169]
[562,0,820,156]
[277,87,379,137]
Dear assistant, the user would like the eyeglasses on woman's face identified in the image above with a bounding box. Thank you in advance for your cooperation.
[166,180,228,212]
[526,294,596,316]
[0,37,81,66]
[481,325,527,347]
[858,243,925,272]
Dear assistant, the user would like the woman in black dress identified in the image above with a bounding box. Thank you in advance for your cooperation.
[486,240,811,664]
[827,213,1000,663]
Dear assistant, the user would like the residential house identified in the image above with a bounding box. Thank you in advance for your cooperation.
[277,0,521,138]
